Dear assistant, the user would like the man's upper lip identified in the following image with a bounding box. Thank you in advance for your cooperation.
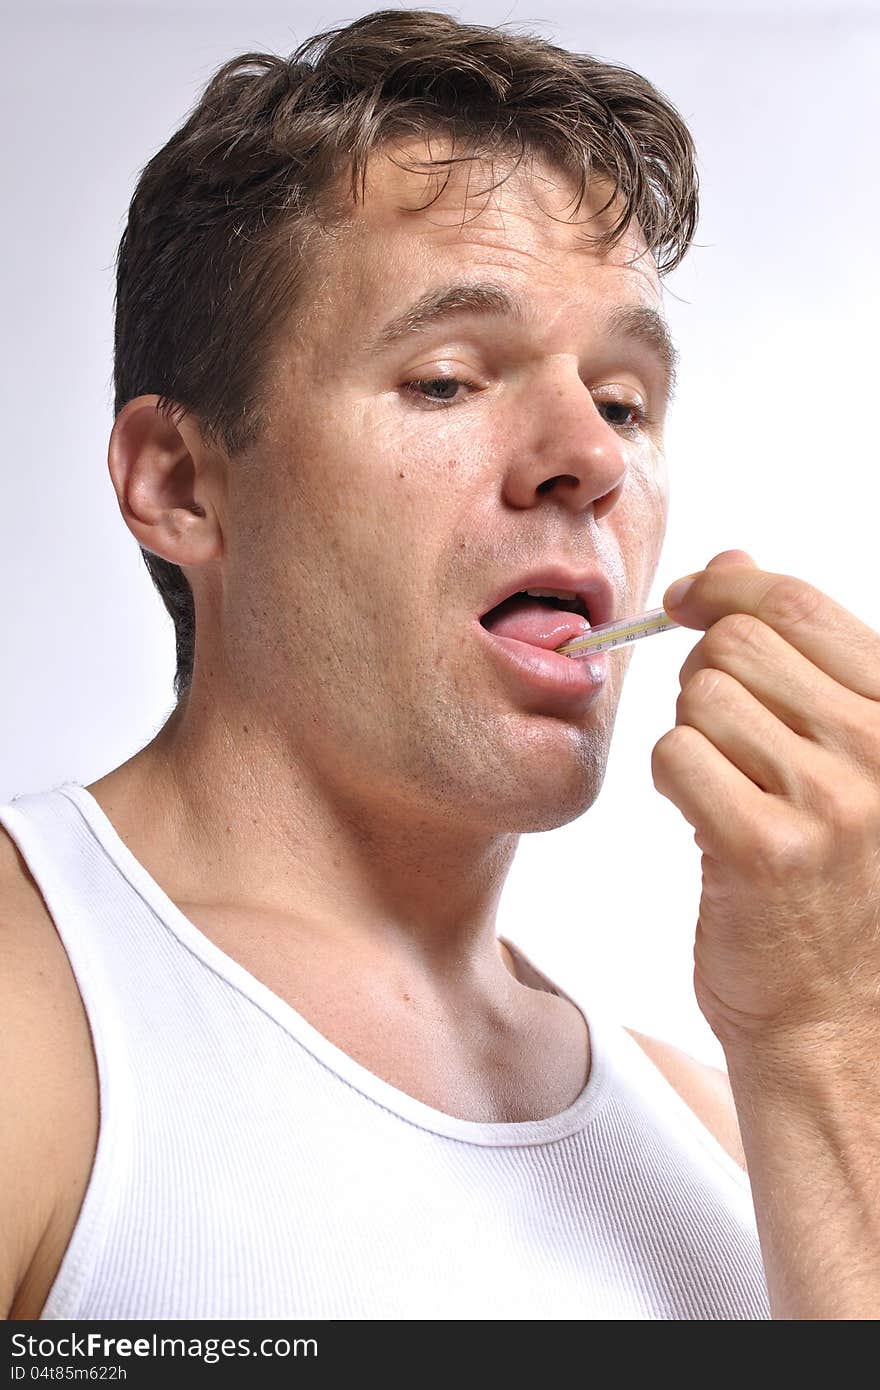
[478,566,614,629]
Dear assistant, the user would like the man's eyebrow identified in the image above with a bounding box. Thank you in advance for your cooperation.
[369,280,679,404]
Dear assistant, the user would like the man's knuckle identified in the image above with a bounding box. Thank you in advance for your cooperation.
[688,667,732,704]
[652,724,697,770]
[763,577,822,630]
[827,781,877,842]
[706,612,762,655]
[751,812,815,876]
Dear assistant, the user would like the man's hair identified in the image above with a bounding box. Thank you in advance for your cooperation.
[113,7,699,701]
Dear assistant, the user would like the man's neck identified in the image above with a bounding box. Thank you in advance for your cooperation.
[86,698,522,997]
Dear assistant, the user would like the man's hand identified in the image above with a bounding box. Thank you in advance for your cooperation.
[650,550,880,1317]
[651,549,880,1056]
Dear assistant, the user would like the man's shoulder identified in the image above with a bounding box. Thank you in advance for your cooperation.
[625,1026,747,1172]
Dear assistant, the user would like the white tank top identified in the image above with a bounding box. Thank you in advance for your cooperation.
[0,782,770,1320]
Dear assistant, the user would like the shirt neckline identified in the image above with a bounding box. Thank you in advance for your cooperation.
[56,780,612,1148]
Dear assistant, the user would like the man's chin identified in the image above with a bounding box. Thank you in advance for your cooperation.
[515,793,603,834]
[484,769,607,835]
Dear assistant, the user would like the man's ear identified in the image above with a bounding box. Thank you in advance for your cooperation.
[107,395,225,567]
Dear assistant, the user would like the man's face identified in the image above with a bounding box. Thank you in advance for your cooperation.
[217,141,671,833]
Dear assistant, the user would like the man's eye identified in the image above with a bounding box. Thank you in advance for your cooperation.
[597,400,651,432]
[402,378,653,433]
[403,376,475,408]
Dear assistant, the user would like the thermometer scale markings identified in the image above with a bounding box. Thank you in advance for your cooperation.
[556,607,680,657]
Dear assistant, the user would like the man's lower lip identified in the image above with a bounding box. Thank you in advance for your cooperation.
[474,622,608,709]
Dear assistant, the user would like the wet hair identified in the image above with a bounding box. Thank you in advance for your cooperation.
[113,8,699,699]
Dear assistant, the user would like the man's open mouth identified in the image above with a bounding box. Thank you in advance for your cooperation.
[479,588,594,652]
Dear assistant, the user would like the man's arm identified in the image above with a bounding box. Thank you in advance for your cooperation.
[0,827,97,1319]
[722,1031,880,1320]
[0,912,58,1316]
[630,1025,880,1318]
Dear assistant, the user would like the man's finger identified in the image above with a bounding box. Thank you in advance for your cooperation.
[664,566,880,702]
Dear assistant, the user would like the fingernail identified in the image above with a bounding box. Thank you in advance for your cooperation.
[664,573,701,609]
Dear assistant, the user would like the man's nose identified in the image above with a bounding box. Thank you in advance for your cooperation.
[500,368,629,522]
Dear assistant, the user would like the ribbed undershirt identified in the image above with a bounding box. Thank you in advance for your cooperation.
[0,782,770,1320]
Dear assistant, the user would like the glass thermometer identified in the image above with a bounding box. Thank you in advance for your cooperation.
[556,606,680,657]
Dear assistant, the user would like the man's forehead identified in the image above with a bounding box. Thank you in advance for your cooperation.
[289,141,668,387]
[339,141,646,261]
[308,136,658,315]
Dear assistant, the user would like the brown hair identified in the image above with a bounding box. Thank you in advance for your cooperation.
[113,8,700,700]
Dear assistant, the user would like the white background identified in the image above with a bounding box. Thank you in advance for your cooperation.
[2,1,877,1067]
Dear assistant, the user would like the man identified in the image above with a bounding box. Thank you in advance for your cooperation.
[2,11,877,1321]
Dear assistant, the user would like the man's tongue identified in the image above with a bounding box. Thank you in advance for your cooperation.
[480,594,591,650]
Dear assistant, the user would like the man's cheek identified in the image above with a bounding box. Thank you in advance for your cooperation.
[627,461,668,561]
